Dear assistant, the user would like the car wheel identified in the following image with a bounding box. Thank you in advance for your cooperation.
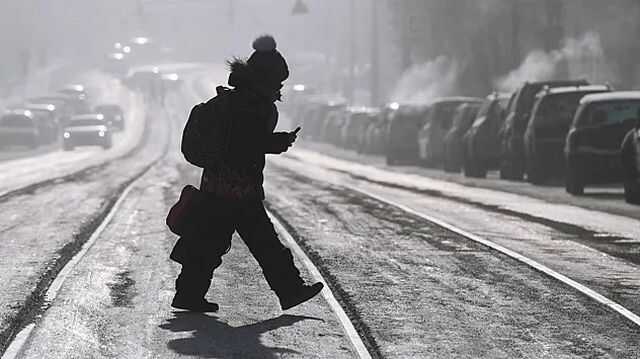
[464,159,486,178]
[499,160,514,180]
[386,154,397,166]
[565,171,584,195]
[527,158,546,185]
[624,181,640,204]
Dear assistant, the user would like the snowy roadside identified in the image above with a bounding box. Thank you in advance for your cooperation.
[279,145,640,241]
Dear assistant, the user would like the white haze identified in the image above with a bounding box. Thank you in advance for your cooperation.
[496,31,613,92]
[390,56,459,105]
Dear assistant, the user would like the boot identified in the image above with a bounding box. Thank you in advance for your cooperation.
[171,293,219,312]
[279,282,324,310]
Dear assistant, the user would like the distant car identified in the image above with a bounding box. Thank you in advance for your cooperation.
[62,114,113,151]
[29,94,90,117]
[621,122,640,204]
[564,91,640,195]
[94,104,125,131]
[524,85,611,184]
[463,93,510,178]
[0,110,41,148]
[386,104,429,166]
[23,104,61,144]
[160,73,183,91]
[500,80,589,180]
[58,84,88,100]
[443,103,482,173]
[418,97,483,167]
[340,107,379,151]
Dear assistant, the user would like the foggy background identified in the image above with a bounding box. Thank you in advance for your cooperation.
[1,0,639,105]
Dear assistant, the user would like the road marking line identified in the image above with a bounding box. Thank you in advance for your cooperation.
[268,211,372,359]
[2,174,142,359]
[348,185,640,328]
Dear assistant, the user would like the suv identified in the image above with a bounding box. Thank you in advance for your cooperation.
[443,103,482,173]
[418,97,483,167]
[621,122,640,204]
[463,93,510,178]
[386,104,429,166]
[564,91,640,195]
[524,85,610,184]
[500,80,589,180]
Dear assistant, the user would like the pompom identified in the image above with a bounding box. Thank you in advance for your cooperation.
[252,35,277,52]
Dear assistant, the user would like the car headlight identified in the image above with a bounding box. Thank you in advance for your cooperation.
[63,132,71,139]
[98,131,105,137]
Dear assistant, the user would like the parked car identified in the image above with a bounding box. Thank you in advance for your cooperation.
[500,80,589,180]
[621,121,640,204]
[94,104,125,131]
[340,107,380,151]
[524,85,611,184]
[443,103,482,173]
[386,104,429,166]
[321,105,348,145]
[463,93,510,178]
[362,108,391,155]
[0,110,41,148]
[418,97,483,167]
[302,101,345,142]
[62,114,113,151]
[564,91,640,195]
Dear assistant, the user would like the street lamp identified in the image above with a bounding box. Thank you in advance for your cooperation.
[291,0,309,15]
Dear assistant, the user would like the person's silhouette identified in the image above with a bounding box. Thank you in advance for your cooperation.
[170,35,323,313]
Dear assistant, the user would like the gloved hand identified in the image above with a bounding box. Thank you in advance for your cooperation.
[266,132,296,154]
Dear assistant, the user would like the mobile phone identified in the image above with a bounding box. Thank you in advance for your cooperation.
[291,126,302,135]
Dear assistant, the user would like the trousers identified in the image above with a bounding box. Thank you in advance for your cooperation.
[170,195,303,300]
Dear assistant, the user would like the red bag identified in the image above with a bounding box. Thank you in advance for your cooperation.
[166,185,205,236]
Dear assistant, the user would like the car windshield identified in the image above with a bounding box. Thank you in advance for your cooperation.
[68,119,104,127]
[1,115,32,127]
[578,100,640,127]
[534,91,604,127]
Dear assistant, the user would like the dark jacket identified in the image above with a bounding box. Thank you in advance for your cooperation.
[200,62,280,200]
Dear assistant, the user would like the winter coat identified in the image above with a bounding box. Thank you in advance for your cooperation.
[199,80,279,200]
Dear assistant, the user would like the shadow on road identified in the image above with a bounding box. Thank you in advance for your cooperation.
[159,311,324,358]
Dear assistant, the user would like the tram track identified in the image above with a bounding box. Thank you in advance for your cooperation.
[265,162,640,357]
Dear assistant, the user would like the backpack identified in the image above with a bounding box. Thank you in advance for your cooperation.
[181,86,233,168]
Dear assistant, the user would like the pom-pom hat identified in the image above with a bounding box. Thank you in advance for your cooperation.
[247,35,289,84]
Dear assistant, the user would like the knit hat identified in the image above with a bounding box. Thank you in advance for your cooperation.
[247,35,289,84]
